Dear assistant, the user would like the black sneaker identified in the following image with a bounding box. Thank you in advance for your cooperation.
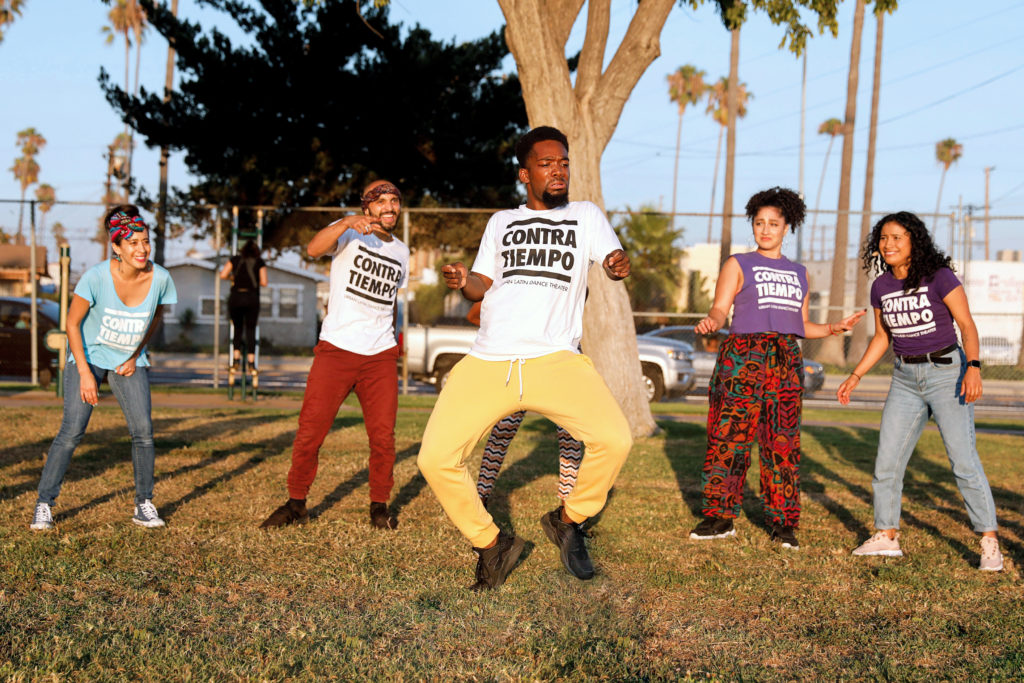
[470,531,525,591]
[369,501,396,529]
[259,499,308,529]
[540,507,595,580]
[688,516,736,540]
[769,522,799,549]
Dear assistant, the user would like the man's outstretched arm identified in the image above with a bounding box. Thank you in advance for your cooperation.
[441,262,493,302]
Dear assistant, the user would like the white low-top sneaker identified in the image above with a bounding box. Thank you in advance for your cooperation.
[979,536,1003,572]
[852,530,903,557]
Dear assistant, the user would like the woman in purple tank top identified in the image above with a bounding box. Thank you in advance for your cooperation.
[688,187,865,549]
[837,212,1002,571]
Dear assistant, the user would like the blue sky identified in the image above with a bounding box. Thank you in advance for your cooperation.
[2,0,1022,262]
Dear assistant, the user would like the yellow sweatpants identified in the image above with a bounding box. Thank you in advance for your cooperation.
[417,351,633,548]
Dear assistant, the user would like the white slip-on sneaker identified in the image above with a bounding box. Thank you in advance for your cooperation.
[852,530,903,557]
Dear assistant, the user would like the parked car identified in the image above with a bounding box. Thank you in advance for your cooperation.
[979,336,1016,366]
[641,325,826,394]
[403,323,696,402]
[0,296,61,387]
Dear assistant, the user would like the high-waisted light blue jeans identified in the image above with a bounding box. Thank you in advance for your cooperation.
[872,347,998,532]
[36,363,155,506]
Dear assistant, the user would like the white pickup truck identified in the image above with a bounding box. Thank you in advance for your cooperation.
[402,323,696,402]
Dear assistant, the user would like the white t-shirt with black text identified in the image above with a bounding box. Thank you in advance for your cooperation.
[320,227,409,356]
[469,201,622,360]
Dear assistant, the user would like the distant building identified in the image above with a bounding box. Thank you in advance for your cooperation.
[0,245,47,296]
[162,255,328,348]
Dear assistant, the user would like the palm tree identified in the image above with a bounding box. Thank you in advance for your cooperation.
[811,117,843,259]
[103,0,146,192]
[10,127,46,244]
[0,0,26,43]
[34,183,56,249]
[850,9,886,361]
[705,76,750,243]
[820,0,866,367]
[156,0,179,268]
[720,24,741,268]
[934,137,963,224]
[51,222,67,247]
[666,65,708,233]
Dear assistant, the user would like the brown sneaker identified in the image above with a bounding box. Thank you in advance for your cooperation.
[369,501,396,529]
[259,499,308,529]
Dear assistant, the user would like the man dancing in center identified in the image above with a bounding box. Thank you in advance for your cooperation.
[417,126,633,590]
[260,180,408,530]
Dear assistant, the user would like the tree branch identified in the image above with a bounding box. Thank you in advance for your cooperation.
[591,0,674,148]
[574,0,609,100]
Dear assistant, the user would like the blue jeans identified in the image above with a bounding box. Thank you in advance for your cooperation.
[873,347,998,532]
[36,363,155,506]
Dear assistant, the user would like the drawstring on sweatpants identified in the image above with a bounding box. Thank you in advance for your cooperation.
[505,358,526,400]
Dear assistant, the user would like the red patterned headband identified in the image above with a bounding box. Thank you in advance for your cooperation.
[108,212,147,243]
[360,182,401,211]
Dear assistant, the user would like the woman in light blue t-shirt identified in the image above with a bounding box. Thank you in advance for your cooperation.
[30,205,177,532]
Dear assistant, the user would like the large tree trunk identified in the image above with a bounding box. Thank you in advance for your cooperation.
[818,0,865,366]
[155,0,179,268]
[850,10,884,360]
[499,0,675,437]
[719,26,740,269]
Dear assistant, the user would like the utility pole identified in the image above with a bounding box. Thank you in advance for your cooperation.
[984,166,994,260]
[797,50,807,263]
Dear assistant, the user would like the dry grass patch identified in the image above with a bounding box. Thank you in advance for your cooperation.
[0,404,1022,679]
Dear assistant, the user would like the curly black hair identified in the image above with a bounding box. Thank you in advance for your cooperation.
[860,211,954,292]
[515,126,569,168]
[745,187,805,232]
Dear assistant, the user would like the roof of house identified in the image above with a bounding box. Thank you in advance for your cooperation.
[164,255,328,282]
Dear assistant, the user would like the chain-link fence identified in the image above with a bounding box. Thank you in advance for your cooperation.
[2,199,1022,405]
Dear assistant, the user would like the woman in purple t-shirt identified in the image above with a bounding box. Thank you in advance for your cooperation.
[689,188,865,549]
[838,211,1002,571]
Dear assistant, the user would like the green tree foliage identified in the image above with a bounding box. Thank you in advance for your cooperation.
[686,270,713,313]
[615,206,685,313]
[103,0,527,250]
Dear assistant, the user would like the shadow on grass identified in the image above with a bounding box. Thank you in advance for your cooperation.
[654,420,705,521]
[2,411,296,507]
[807,425,980,563]
[307,441,420,522]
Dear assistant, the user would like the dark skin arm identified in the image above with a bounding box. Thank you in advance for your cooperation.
[603,249,630,280]
[441,263,492,301]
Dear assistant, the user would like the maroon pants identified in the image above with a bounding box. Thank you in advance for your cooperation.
[286,340,399,503]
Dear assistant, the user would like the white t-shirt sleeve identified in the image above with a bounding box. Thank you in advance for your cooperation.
[586,203,624,266]
[471,214,502,281]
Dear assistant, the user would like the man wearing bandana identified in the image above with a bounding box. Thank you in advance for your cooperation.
[260,180,409,530]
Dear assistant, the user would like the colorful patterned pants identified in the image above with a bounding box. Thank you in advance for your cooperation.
[476,411,583,501]
[701,333,803,526]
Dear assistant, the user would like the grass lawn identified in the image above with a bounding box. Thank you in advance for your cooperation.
[1,399,1022,680]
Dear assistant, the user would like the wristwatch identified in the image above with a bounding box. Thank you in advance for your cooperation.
[966,360,982,369]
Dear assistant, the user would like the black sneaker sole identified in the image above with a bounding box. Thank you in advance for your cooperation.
[540,512,595,580]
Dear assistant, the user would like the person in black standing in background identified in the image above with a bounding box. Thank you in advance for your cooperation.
[219,239,268,375]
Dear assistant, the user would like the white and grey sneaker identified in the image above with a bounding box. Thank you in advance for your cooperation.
[132,500,166,528]
[30,502,54,531]
[979,536,1003,572]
